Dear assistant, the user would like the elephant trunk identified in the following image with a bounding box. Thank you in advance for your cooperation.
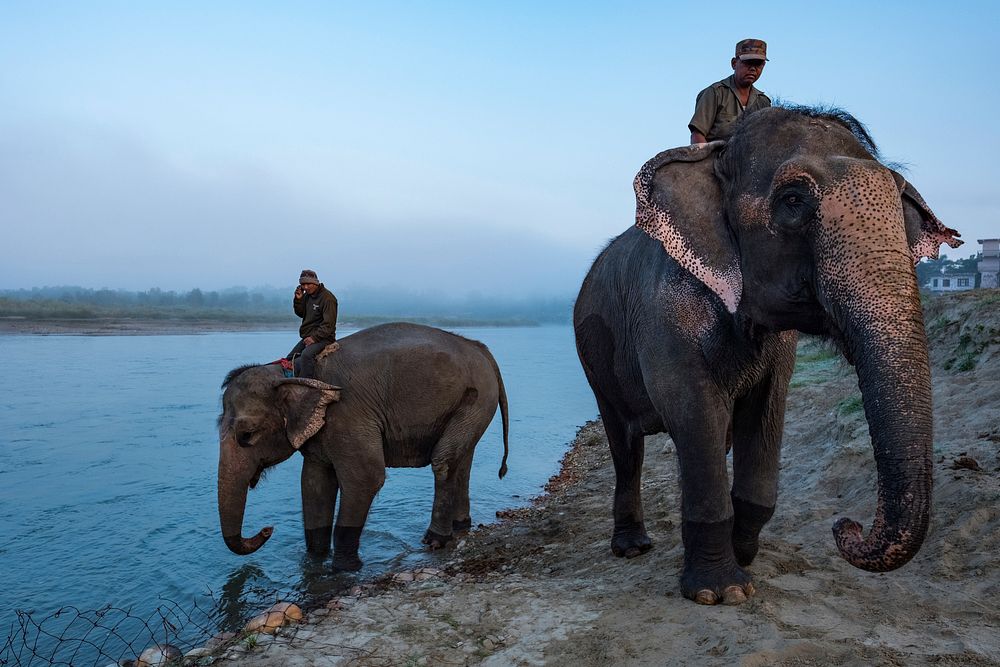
[816,163,933,572]
[218,436,273,555]
[833,320,932,571]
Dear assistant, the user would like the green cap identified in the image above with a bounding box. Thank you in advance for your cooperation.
[735,38,768,61]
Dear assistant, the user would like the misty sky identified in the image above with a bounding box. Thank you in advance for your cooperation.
[2,2,997,296]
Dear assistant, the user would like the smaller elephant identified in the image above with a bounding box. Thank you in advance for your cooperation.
[217,322,510,571]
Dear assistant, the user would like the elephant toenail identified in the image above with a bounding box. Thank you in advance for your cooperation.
[722,586,748,605]
[694,590,718,605]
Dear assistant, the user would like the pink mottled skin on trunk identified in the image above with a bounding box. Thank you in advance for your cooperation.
[814,166,915,350]
[814,163,932,571]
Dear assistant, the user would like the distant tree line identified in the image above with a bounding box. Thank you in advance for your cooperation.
[0,285,575,325]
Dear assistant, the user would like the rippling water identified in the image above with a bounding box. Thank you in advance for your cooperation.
[0,325,595,660]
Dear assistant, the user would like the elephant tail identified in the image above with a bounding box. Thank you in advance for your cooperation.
[488,352,510,479]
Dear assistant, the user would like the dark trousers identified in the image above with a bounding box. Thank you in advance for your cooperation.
[286,339,332,378]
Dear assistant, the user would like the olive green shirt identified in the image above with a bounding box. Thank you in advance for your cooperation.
[688,75,771,141]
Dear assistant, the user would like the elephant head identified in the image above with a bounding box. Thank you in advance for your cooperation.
[217,365,341,555]
[635,106,961,572]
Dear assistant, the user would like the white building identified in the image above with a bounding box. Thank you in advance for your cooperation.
[978,238,999,290]
[926,274,976,292]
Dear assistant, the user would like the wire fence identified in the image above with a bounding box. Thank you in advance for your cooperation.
[0,598,221,667]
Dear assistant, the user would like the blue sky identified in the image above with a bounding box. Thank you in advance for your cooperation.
[1,1,996,295]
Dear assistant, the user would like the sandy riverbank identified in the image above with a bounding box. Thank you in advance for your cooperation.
[200,291,999,666]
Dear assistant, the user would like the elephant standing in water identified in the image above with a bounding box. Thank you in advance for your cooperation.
[574,105,961,604]
[217,322,509,571]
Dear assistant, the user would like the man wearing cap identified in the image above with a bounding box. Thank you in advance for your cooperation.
[287,269,339,378]
[689,39,771,144]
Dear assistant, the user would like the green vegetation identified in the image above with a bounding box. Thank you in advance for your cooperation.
[836,394,864,417]
[790,337,846,389]
[0,285,575,329]
[943,331,995,372]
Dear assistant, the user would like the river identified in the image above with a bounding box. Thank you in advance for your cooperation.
[0,325,596,663]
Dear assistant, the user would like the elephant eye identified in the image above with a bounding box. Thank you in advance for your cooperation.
[782,193,803,207]
[237,431,255,448]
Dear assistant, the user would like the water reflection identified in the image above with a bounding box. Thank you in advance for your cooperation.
[211,564,275,632]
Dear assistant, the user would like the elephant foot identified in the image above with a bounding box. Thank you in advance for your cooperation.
[731,495,774,567]
[332,551,363,572]
[422,529,453,550]
[691,583,755,606]
[611,520,653,558]
[681,518,754,605]
[332,526,363,571]
[304,526,332,556]
[452,517,473,533]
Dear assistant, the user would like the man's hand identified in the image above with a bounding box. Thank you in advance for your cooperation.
[304,336,315,346]
[295,286,304,299]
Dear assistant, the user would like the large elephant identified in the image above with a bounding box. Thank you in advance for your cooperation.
[217,322,510,571]
[573,105,961,605]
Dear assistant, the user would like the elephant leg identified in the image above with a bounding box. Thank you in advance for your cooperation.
[423,457,456,549]
[424,412,490,549]
[730,351,793,566]
[301,459,338,556]
[596,393,651,559]
[450,448,475,534]
[332,442,386,572]
[660,390,751,605]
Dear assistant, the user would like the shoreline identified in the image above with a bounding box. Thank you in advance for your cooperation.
[0,317,547,336]
[0,318,294,336]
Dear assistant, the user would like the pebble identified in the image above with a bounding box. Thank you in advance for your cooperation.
[183,647,214,659]
[205,632,236,649]
[135,644,182,667]
[482,638,495,651]
[394,572,415,582]
[311,608,330,617]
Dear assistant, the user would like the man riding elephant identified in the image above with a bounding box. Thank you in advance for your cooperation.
[287,269,338,378]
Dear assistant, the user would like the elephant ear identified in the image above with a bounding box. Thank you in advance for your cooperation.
[634,141,741,313]
[275,378,342,450]
[890,171,963,263]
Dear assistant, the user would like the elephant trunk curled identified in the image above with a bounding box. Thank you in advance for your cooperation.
[816,165,932,572]
[218,435,273,555]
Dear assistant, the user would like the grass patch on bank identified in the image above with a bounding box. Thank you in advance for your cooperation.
[836,394,864,417]
[790,337,847,389]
